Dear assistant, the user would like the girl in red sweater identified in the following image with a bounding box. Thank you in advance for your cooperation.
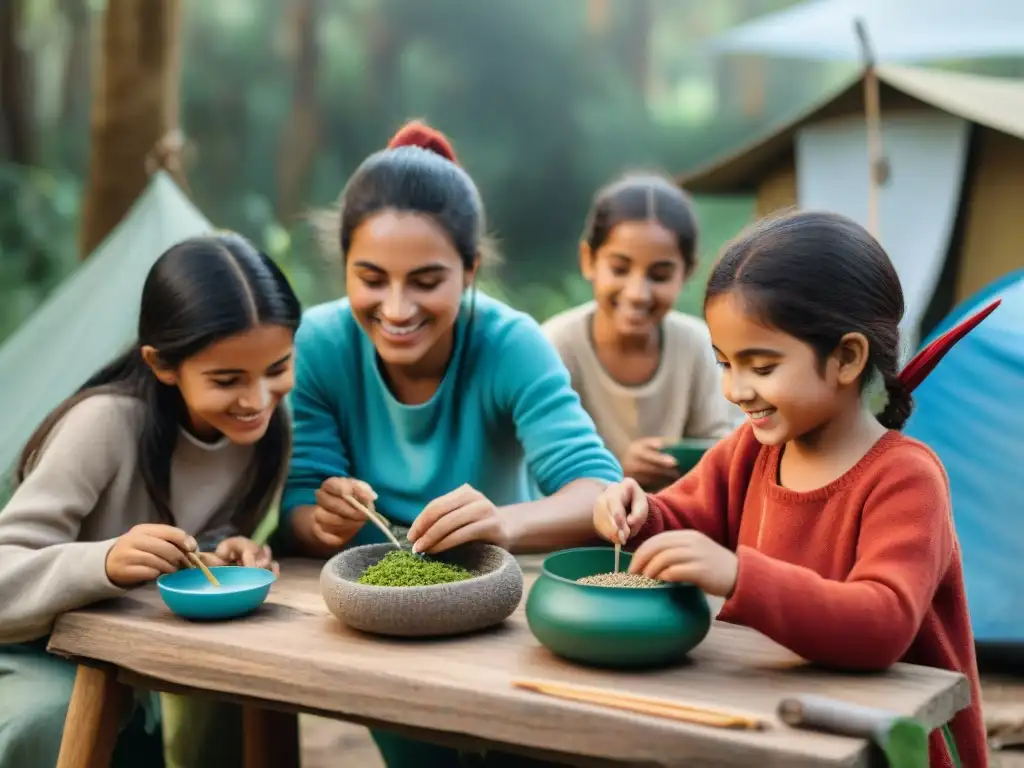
[594,210,993,768]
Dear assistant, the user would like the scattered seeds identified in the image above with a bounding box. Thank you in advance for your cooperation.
[357,550,473,587]
[576,572,662,588]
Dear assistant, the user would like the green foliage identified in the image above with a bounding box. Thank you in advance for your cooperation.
[2,0,774,347]
[0,164,81,340]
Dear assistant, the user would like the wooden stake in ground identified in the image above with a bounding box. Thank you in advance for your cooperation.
[79,0,185,258]
[854,18,887,240]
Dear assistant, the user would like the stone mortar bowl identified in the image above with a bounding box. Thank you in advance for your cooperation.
[320,542,524,637]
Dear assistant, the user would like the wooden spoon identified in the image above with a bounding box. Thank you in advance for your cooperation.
[188,551,221,586]
[342,494,405,551]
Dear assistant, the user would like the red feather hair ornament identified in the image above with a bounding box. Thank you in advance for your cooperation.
[899,298,1000,393]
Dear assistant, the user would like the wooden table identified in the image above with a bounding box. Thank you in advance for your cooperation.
[47,557,970,768]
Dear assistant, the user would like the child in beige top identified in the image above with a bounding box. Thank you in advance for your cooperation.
[544,172,737,491]
[0,233,300,768]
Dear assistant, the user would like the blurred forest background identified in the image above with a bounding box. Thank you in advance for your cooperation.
[3,0,1019,342]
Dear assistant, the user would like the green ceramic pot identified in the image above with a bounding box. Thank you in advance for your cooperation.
[659,437,720,474]
[525,547,711,669]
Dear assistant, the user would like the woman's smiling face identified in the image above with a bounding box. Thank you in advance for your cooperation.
[345,210,476,372]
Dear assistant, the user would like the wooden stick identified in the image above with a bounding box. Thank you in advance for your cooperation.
[614,541,621,573]
[854,18,885,239]
[342,494,404,550]
[516,680,764,723]
[188,552,221,586]
[512,679,766,731]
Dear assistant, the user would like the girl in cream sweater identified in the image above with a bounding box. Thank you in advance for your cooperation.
[543,172,738,491]
[0,232,300,767]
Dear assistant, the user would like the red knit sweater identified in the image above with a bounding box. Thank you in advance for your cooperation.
[635,423,986,768]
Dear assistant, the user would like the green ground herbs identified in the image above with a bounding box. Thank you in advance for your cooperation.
[357,550,473,587]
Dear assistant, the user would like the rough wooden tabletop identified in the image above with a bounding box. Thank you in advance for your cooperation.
[48,557,970,768]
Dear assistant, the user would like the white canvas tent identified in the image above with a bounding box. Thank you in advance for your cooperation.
[0,171,213,477]
[677,65,1024,356]
[713,0,1024,62]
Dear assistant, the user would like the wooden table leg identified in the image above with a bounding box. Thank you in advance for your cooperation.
[242,705,300,768]
[56,665,130,768]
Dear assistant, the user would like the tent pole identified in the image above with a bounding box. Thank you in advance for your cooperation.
[854,19,885,239]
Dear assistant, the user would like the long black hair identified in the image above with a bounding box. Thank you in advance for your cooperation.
[582,171,699,277]
[705,210,911,429]
[17,233,302,534]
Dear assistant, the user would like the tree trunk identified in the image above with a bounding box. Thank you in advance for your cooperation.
[624,0,653,100]
[587,0,610,36]
[79,0,184,259]
[60,0,92,126]
[275,0,321,224]
[365,5,401,114]
[0,0,34,165]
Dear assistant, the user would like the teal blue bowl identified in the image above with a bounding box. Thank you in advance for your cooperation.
[157,566,276,620]
[525,547,711,669]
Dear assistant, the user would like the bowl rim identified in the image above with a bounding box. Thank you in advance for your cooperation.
[659,437,720,451]
[539,546,688,590]
[157,565,277,594]
[322,541,521,592]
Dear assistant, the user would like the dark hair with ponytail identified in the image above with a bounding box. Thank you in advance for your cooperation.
[16,233,302,535]
[583,171,699,277]
[338,119,485,270]
[705,210,912,428]
[336,120,484,412]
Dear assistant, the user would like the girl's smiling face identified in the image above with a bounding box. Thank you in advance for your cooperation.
[705,291,849,446]
[144,323,296,444]
[583,220,687,340]
[345,210,476,373]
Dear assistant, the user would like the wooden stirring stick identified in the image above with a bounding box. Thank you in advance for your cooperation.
[343,494,404,550]
[608,508,622,573]
[188,552,221,586]
[512,679,766,731]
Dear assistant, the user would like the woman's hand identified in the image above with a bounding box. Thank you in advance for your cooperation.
[621,437,679,490]
[593,478,649,545]
[311,477,378,548]
[105,524,196,587]
[407,484,510,554]
[629,530,738,597]
[200,537,279,576]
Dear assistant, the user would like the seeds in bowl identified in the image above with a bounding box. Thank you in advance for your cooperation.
[576,572,662,588]
[357,550,473,587]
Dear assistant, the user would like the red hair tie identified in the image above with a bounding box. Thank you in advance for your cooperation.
[387,120,459,166]
[899,298,1001,393]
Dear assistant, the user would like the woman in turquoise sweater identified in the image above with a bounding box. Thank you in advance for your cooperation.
[277,121,621,766]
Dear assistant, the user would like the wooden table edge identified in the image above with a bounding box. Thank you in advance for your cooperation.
[49,643,967,768]
[44,559,975,768]
[52,656,665,768]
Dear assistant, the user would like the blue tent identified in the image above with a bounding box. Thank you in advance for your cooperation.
[904,268,1024,649]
